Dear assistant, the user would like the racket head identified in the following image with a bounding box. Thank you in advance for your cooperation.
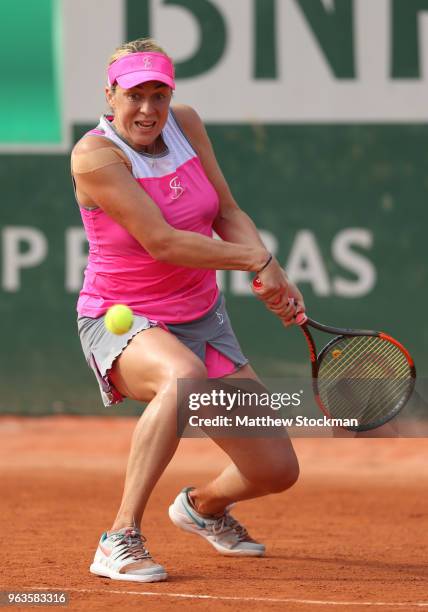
[313,333,416,432]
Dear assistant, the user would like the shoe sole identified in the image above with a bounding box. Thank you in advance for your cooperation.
[168,504,265,557]
[90,563,167,582]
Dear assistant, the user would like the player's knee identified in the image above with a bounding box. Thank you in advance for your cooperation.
[155,358,207,397]
[130,359,208,402]
[262,456,300,494]
[169,359,208,382]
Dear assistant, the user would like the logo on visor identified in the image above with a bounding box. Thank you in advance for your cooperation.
[170,176,184,200]
[143,57,153,69]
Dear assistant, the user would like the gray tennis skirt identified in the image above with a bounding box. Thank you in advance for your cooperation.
[77,293,248,406]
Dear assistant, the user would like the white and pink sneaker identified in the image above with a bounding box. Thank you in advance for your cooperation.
[90,527,167,582]
[169,487,265,557]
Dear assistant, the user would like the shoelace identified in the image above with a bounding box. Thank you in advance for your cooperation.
[211,512,253,542]
[111,529,152,562]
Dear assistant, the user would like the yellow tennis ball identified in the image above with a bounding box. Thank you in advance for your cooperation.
[105,304,134,335]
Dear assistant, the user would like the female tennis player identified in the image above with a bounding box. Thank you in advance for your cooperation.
[71,38,305,583]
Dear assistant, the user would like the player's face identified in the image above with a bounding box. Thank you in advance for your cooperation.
[106,81,172,152]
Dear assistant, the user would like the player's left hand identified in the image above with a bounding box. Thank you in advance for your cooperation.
[262,280,305,328]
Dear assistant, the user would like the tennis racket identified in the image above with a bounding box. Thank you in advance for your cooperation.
[253,278,416,432]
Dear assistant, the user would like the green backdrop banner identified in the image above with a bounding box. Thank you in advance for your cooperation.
[0,0,62,145]
[0,124,426,414]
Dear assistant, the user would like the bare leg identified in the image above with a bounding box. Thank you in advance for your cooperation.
[107,327,207,530]
[110,389,180,529]
[188,364,299,515]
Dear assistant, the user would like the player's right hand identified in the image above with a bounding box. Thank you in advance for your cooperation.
[253,274,305,327]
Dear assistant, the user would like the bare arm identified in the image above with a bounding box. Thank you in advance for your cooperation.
[173,104,305,321]
[72,137,269,272]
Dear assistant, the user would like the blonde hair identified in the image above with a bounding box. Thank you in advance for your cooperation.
[108,37,171,67]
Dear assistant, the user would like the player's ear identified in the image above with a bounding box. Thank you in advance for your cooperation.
[105,85,116,110]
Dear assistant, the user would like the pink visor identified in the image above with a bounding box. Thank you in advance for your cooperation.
[108,52,175,90]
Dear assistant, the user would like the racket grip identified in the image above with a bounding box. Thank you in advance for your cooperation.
[295,311,308,326]
[252,277,308,325]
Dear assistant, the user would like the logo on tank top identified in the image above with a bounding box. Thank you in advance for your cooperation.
[143,57,153,69]
[170,175,184,200]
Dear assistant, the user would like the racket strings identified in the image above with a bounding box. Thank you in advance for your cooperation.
[317,336,413,428]
[320,376,410,425]
[323,337,409,378]
[328,377,410,423]
[320,336,408,381]
[319,376,408,426]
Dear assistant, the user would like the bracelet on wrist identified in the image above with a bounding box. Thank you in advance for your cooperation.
[256,253,273,274]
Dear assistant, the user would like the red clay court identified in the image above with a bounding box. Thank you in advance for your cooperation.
[1,416,427,611]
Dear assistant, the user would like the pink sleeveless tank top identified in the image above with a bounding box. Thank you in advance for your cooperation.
[76,111,220,323]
